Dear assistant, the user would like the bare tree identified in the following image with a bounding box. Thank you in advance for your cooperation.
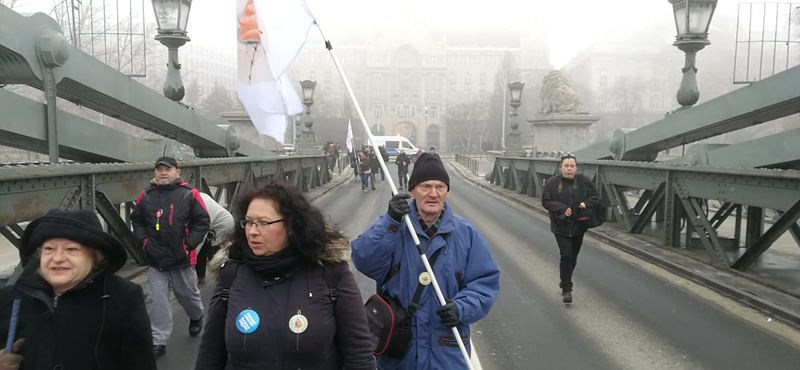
[446,100,491,153]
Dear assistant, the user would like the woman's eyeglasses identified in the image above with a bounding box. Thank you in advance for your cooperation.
[240,219,284,230]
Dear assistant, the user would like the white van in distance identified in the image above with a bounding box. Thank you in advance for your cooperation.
[370,136,420,161]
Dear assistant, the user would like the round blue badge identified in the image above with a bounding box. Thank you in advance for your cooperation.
[235,309,260,334]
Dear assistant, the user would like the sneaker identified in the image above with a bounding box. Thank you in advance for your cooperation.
[562,291,573,304]
[153,345,167,358]
[189,317,203,337]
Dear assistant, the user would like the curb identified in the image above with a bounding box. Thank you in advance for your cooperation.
[307,168,354,204]
[448,162,800,330]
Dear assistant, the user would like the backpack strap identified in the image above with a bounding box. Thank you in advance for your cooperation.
[219,260,240,302]
[322,263,344,304]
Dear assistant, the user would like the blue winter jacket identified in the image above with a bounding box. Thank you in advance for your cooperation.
[352,201,500,370]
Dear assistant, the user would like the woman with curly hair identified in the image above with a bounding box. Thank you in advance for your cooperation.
[194,181,374,370]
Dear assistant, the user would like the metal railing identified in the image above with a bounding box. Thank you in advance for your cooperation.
[455,154,486,176]
[0,156,332,267]
[488,156,800,272]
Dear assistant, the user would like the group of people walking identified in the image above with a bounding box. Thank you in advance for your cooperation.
[0,149,599,370]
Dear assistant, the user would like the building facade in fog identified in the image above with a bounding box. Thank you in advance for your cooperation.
[561,33,683,141]
[183,44,237,100]
[289,25,552,151]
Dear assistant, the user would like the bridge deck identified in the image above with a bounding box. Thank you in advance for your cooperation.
[147,162,800,370]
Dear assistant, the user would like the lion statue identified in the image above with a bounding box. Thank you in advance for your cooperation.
[538,71,583,116]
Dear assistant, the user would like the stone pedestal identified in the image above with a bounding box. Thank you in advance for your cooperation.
[528,114,600,155]
[298,129,321,155]
[220,107,285,153]
[504,130,525,157]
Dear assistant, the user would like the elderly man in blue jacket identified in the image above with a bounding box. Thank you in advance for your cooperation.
[352,153,500,370]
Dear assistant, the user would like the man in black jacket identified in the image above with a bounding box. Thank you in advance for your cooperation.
[541,154,599,304]
[131,156,210,358]
[395,148,411,189]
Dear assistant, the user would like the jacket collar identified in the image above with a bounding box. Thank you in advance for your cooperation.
[16,265,104,310]
[410,200,455,238]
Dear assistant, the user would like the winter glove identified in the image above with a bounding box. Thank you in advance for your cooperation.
[437,300,460,328]
[207,229,217,244]
[387,193,411,222]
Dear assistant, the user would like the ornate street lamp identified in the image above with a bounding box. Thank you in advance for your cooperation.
[152,0,193,101]
[505,81,525,157]
[669,0,717,110]
[298,80,320,154]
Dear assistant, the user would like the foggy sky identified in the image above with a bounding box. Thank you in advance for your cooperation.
[12,0,754,69]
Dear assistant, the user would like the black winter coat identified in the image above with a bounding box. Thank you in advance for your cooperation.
[195,241,375,370]
[542,174,600,237]
[131,180,211,270]
[0,269,155,370]
[395,153,411,172]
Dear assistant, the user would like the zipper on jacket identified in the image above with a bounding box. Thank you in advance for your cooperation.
[53,296,58,308]
[296,308,302,350]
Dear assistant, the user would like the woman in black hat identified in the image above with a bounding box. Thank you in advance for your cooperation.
[0,209,156,370]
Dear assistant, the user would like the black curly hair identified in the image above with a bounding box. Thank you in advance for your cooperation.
[227,180,345,263]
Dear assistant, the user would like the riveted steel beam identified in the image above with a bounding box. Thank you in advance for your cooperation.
[0,156,328,226]
[0,89,164,163]
[733,199,800,270]
[0,6,271,158]
[576,66,800,160]
[631,183,665,234]
[671,129,800,169]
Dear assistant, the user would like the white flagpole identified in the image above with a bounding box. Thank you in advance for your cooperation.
[311,18,475,370]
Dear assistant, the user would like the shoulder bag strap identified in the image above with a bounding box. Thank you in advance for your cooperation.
[405,246,444,317]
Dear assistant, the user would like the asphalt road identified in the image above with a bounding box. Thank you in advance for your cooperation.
[157,162,800,370]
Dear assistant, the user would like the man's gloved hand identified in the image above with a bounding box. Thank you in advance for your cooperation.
[436,300,460,328]
[387,193,411,222]
[207,230,217,243]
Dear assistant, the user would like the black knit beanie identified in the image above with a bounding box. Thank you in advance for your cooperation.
[20,209,128,274]
[408,153,450,191]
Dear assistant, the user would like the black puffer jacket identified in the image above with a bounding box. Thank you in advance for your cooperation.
[195,240,374,370]
[131,179,211,270]
[0,268,156,370]
[542,174,600,237]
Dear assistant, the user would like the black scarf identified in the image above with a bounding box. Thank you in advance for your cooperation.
[240,242,304,280]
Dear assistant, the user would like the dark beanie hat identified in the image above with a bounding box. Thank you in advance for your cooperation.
[408,153,450,191]
[20,209,128,274]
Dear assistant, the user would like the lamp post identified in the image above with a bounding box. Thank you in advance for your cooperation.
[669,0,717,111]
[504,81,525,157]
[298,80,320,155]
[152,0,192,102]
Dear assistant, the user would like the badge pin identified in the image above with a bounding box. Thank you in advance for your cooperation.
[289,314,309,334]
[236,309,260,334]
[419,272,431,286]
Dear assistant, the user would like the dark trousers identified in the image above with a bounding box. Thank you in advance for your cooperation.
[554,234,584,292]
[398,169,408,187]
[195,241,220,279]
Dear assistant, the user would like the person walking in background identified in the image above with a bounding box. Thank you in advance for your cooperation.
[196,193,235,285]
[0,209,156,370]
[429,147,441,160]
[395,148,411,190]
[131,156,210,358]
[195,181,374,370]
[358,153,372,192]
[379,145,389,181]
[542,154,600,304]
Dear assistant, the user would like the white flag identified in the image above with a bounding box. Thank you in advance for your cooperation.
[236,0,315,144]
[346,119,354,153]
